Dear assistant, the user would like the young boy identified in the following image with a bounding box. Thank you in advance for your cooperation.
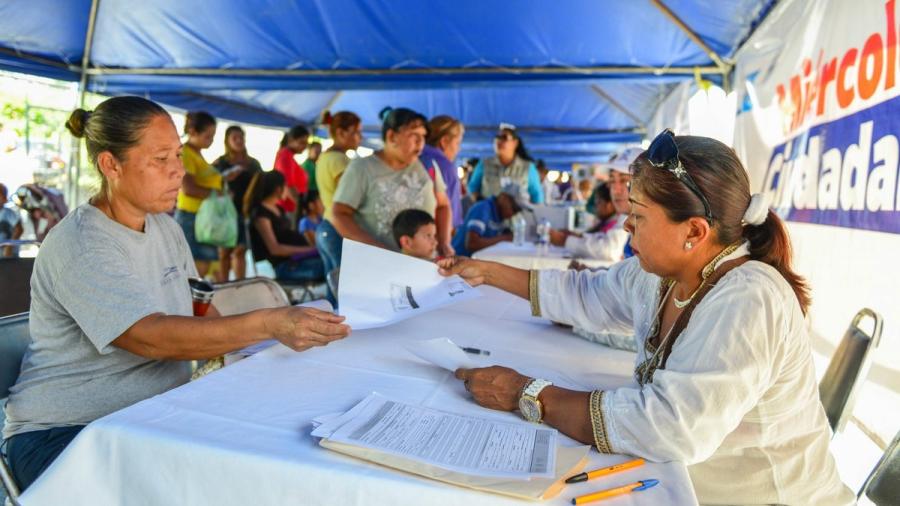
[298,191,323,246]
[391,209,437,260]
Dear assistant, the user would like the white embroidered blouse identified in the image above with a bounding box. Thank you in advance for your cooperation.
[533,252,854,505]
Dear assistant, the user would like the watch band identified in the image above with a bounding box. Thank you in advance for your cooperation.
[523,378,553,400]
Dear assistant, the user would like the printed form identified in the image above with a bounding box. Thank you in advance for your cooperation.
[337,239,481,329]
[314,393,557,479]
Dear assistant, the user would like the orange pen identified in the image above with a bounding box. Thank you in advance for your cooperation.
[570,479,659,505]
[565,458,645,484]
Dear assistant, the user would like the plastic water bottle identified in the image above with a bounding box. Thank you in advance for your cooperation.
[538,218,551,244]
[512,213,527,246]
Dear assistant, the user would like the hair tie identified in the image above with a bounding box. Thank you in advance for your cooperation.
[742,193,769,226]
[379,106,394,122]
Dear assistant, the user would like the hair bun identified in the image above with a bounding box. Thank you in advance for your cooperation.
[378,106,394,122]
[65,108,91,138]
[321,110,333,125]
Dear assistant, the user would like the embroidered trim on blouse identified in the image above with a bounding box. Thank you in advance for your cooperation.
[529,269,541,317]
[589,390,613,454]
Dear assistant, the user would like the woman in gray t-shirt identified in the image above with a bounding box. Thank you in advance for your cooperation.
[331,107,453,255]
[2,97,350,492]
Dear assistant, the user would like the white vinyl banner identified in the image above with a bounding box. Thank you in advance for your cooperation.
[733,0,898,443]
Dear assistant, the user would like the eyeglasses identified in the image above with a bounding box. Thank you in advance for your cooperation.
[495,134,514,142]
[646,129,713,223]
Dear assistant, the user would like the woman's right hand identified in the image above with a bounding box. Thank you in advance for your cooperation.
[264,306,350,352]
[437,257,492,287]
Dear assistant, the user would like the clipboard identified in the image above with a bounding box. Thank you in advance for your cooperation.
[320,438,590,501]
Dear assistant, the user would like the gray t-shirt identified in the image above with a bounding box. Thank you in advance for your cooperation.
[333,153,445,250]
[3,204,196,439]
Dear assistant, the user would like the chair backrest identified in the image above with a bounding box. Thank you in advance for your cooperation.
[859,430,900,505]
[818,308,883,433]
[0,257,35,317]
[211,277,290,316]
[0,312,30,400]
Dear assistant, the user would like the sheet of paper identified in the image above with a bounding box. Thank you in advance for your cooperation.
[403,337,477,371]
[337,239,482,329]
[320,393,557,479]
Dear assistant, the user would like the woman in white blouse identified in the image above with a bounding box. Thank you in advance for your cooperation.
[439,130,853,505]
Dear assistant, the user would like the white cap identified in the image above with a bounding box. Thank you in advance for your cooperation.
[605,146,644,174]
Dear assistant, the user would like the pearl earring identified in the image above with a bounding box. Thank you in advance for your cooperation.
[685,242,693,250]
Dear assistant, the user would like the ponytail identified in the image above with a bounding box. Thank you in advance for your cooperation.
[743,210,811,315]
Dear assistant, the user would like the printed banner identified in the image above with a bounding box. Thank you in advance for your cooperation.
[734,0,900,234]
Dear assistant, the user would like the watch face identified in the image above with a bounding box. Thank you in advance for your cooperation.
[519,396,541,422]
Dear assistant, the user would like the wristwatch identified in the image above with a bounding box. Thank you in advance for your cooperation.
[518,378,553,423]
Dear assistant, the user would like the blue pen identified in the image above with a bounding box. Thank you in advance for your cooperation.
[571,479,659,504]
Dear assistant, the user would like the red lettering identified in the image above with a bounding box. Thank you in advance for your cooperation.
[837,49,858,108]
[887,0,897,89]
[776,83,786,107]
[859,34,884,99]
[789,75,804,130]
[817,58,837,116]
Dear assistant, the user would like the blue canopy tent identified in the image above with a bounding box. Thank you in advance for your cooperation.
[0,0,774,192]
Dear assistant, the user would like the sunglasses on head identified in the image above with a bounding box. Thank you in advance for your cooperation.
[646,129,714,223]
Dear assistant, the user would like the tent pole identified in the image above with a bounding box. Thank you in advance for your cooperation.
[70,0,100,207]
[649,0,731,76]
[590,86,647,131]
[82,65,722,78]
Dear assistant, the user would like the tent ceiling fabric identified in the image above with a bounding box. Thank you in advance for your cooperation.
[0,0,774,167]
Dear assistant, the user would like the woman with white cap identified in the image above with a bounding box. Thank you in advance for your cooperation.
[548,147,642,262]
[440,131,854,505]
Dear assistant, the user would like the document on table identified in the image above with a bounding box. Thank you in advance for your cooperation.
[403,337,477,371]
[338,239,481,329]
[313,393,557,479]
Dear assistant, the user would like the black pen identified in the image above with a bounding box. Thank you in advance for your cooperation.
[459,346,491,356]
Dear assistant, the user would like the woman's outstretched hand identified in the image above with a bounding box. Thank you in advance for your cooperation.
[437,256,490,286]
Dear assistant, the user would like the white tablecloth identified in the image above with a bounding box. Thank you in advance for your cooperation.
[21,287,697,506]
[472,241,614,271]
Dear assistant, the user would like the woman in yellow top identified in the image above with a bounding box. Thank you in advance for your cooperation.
[314,110,362,279]
[174,111,222,278]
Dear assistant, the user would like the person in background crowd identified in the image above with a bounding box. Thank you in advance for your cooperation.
[174,111,222,279]
[273,124,311,222]
[3,97,349,491]
[331,107,453,254]
[303,141,321,193]
[440,131,855,505]
[467,124,543,204]
[392,209,438,261]
[212,125,262,281]
[249,170,324,283]
[549,182,629,262]
[299,190,323,246]
[420,115,465,230]
[562,178,594,202]
[0,182,23,257]
[315,110,362,279]
[451,183,523,257]
[536,159,560,204]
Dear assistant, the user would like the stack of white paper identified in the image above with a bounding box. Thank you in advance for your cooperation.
[337,239,482,329]
[312,393,557,480]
